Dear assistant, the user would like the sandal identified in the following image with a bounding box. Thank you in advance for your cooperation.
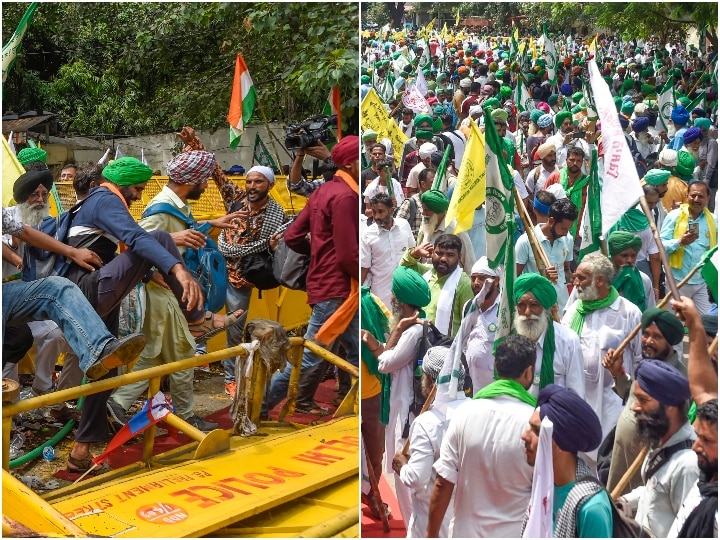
[294,404,330,417]
[66,455,105,475]
[188,309,245,341]
[49,405,81,422]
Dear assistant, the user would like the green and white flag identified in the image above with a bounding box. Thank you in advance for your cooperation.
[517,79,534,113]
[701,246,718,303]
[2,2,39,84]
[577,149,602,262]
[372,69,395,103]
[541,25,558,86]
[416,37,431,70]
[657,78,676,132]
[392,51,411,79]
[482,107,516,349]
[252,134,277,170]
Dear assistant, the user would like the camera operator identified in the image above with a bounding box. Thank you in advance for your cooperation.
[287,139,336,197]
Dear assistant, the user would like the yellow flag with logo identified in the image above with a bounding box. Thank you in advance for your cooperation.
[445,120,485,234]
[360,89,408,169]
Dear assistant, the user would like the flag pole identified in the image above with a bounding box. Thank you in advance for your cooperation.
[637,195,681,301]
[686,62,712,98]
[253,92,285,173]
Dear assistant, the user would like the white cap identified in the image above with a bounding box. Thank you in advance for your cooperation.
[419,143,438,159]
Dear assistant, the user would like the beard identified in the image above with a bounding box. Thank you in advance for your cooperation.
[636,404,671,446]
[419,213,440,243]
[697,451,718,482]
[513,313,549,342]
[388,298,404,331]
[577,281,600,301]
[686,146,700,160]
[18,201,50,227]
[187,185,205,200]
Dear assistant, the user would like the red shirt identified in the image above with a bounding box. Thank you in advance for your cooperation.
[285,175,359,305]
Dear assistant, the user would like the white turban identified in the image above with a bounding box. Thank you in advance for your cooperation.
[658,148,678,168]
[247,165,275,185]
[469,105,483,117]
[419,143,438,159]
[546,184,568,200]
[471,256,499,277]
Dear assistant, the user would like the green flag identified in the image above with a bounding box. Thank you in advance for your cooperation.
[2,2,39,84]
[657,78,676,132]
[252,134,277,170]
[688,90,706,113]
[577,149,602,262]
[700,246,718,303]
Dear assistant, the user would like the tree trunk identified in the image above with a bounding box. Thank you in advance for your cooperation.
[385,1,405,29]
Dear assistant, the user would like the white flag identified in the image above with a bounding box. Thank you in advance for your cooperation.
[588,56,644,238]
[393,53,411,79]
[402,84,431,114]
[98,148,111,166]
[416,64,428,98]
[523,417,555,538]
[114,146,125,160]
[7,132,15,155]
[657,78,675,132]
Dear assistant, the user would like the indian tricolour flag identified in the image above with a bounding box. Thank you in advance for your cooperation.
[227,53,257,150]
[322,86,342,140]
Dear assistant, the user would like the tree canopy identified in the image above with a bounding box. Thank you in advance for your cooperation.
[2,2,359,137]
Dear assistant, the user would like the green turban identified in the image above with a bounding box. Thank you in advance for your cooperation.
[548,94,559,106]
[622,78,634,91]
[437,73,448,83]
[433,105,446,115]
[641,307,685,346]
[530,109,544,124]
[620,101,635,116]
[432,117,443,133]
[362,129,378,142]
[678,96,691,107]
[392,266,431,308]
[496,69,505,78]
[513,274,557,309]
[572,92,583,104]
[641,84,655,96]
[603,76,613,86]
[608,231,642,256]
[643,169,671,186]
[500,85,512,98]
[491,108,508,123]
[361,75,371,84]
[555,111,572,128]
[695,118,711,130]
[427,81,437,90]
[17,147,47,166]
[421,189,449,214]
[484,97,500,109]
[674,151,696,181]
[414,113,433,128]
[571,105,582,114]
[614,96,623,111]
[578,98,587,109]
[102,157,153,186]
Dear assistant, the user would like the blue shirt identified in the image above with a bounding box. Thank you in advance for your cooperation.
[660,206,716,284]
[554,481,613,538]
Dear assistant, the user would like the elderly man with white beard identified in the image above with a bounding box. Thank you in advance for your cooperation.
[562,252,643,458]
[362,265,432,529]
[513,273,585,399]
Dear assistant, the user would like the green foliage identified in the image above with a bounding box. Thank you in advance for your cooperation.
[2,2,359,137]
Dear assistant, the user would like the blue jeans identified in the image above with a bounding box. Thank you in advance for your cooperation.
[223,283,252,383]
[264,298,359,412]
[2,277,115,373]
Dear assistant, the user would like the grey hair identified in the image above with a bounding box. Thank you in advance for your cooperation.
[582,251,616,284]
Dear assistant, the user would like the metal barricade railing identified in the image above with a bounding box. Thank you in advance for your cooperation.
[2,337,358,472]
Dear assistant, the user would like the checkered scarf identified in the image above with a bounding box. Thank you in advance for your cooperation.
[167,150,217,185]
[553,459,601,538]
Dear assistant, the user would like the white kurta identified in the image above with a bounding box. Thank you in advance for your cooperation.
[528,321,586,399]
[462,297,499,392]
[564,269,656,312]
[377,323,424,528]
[361,217,416,309]
[399,398,469,538]
[562,295,643,443]
[434,395,535,538]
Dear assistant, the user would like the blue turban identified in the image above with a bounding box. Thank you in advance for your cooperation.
[394,77,406,91]
[692,107,706,117]
[632,116,650,133]
[683,127,703,145]
[618,114,629,130]
[538,385,602,453]
[671,106,690,126]
[635,359,690,406]
[537,114,553,129]
[560,83,573,97]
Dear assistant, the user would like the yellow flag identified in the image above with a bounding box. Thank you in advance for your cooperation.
[360,89,408,169]
[441,22,448,41]
[529,38,537,59]
[588,35,598,57]
[423,18,436,39]
[445,120,486,234]
[455,9,460,27]
[2,136,25,207]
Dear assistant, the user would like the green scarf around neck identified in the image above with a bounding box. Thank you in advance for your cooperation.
[560,167,590,237]
[474,379,537,408]
[570,286,620,337]
[539,316,556,390]
[613,266,646,312]
[360,286,391,424]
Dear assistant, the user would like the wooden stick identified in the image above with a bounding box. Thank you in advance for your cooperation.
[709,335,718,357]
[401,384,437,455]
[638,195,681,301]
[686,63,712,100]
[610,445,648,501]
[363,435,390,532]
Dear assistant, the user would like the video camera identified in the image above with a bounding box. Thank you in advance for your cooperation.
[284,115,336,151]
[376,159,393,170]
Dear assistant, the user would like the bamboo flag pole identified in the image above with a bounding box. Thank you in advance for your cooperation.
[638,195,681,301]
[254,94,286,174]
[686,63,712,100]
[610,445,648,501]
